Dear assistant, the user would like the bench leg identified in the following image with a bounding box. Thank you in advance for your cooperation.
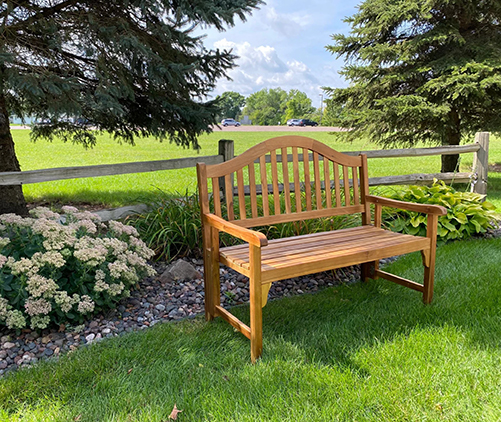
[423,215,438,304]
[361,261,379,282]
[422,247,435,304]
[423,265,434,304]
[203,228,221,321]
[249,245,263,363]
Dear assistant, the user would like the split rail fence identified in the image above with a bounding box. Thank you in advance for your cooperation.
[0,132,490,219]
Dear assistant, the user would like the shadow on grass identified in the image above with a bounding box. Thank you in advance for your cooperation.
[231,236,501,365]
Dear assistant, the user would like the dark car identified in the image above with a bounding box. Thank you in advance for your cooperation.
[299,119,318,127]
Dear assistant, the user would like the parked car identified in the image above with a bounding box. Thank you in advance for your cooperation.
[75,117,91,127]
[287,119,301,126]
[34,118,52,125]
[221,118,241,127]
[299,119,319,127]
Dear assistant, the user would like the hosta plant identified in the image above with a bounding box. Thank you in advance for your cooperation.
[383,181,497,241]
[0,207,156,331]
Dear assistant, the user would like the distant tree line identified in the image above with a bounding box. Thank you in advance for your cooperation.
[216,88,324,125]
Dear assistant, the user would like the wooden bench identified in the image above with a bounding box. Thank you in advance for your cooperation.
[196,136,447,362]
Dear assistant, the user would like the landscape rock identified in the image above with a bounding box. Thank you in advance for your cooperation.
[168,260,202,282]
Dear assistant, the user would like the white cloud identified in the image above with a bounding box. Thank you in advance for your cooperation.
[213,39,321,100]
[263,7,313,37]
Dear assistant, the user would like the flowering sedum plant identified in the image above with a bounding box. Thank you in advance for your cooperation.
[0,206,156,330]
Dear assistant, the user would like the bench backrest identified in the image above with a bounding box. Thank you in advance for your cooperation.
[197,136,371,228]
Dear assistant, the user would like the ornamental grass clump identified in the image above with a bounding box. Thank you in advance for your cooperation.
[0,206,156,331]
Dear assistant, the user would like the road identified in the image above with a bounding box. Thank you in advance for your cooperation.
[11,125,346,132]
[210,125,345,132]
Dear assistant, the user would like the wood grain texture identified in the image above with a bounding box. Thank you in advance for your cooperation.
[248,164,258,218]
[259,155,270,217]
[281,147,292,214]
[303,147,312,211]
[292,147,302,212]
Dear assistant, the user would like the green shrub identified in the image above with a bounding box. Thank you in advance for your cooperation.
[128,192,203,262]
[383,181,498,241]
[0,207,156,331]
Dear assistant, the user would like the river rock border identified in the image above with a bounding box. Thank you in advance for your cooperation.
[0,259,366,376]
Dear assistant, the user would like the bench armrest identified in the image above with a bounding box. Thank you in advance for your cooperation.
[365,195,447,216]
[203,214,268,247]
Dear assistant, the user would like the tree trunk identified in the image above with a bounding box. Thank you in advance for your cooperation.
[441,109,461,173]
[0,94,28,215]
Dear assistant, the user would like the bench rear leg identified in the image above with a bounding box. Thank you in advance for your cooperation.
[361,260,379,282]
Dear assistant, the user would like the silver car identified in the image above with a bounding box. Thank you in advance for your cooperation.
[221,118,241,127]
[287,119,301,126]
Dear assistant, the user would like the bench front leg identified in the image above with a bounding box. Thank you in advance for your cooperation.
[203,225,221,320]
[361,201,381,282]
[249,244,263,363]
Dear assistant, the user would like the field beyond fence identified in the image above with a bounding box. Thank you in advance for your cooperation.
[9,130,501,212]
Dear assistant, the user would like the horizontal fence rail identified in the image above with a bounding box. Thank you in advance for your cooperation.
[232,172,474,197]
[0,134,489,207]
[0,155,224,185]
[0,141,483,186]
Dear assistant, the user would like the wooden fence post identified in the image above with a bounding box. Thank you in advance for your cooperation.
[218,140,234,199]
[471,132,489,198]
[218,139,234,163]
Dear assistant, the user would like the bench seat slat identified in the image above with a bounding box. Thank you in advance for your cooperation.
[220,226,430,283]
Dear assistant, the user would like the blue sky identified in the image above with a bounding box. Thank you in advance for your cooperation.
[197,0,361,104]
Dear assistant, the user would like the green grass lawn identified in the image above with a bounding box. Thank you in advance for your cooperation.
[12,130,501,211]
[1,237,501,421]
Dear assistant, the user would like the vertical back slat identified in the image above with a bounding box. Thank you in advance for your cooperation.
[270,150,281,215]
[323,156,332,208]
[333,162,341,207]
[236,168,246,220]
[248,163,258,218]
[352,167,360,205]
[212,177,222,217]
[342,165,350,206]
[259,156,269,217]
[225,174,235,220]
[303,149,312,211]
[292,147,301,212]
[313,152,322,210]
[359,154,371,225]
[281,147,292,213]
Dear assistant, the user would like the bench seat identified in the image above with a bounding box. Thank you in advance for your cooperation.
[220,225,430,283]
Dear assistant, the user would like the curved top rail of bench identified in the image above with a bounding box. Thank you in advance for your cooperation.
[204,135,363,178]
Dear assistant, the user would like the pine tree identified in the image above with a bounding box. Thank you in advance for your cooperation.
[324,0,501,172]
[0,0,262,214]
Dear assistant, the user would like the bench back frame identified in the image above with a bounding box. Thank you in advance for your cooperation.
[197,136,371,227]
